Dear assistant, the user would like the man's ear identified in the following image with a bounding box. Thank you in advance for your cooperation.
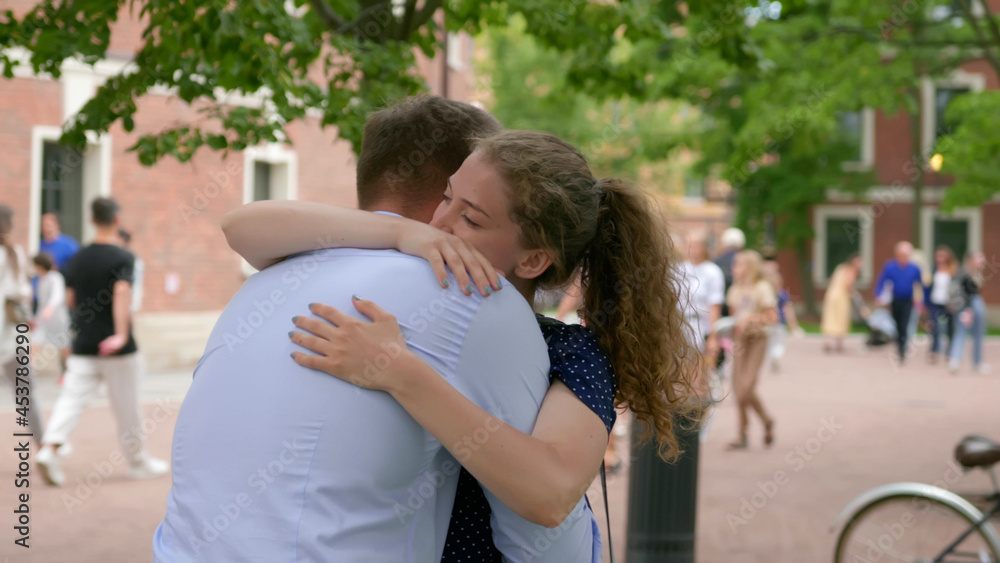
[513,248,554,280]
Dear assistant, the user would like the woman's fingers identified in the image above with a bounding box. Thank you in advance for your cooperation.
[452,243,495,297]
[293,313,342,341]
[351,295,395,322]
[289,330,334,357]
[437,242,475,296]
[307,302,354,327]
[470,247,502,292]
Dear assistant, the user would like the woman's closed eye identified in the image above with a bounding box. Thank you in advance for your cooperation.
[461,213,481,228]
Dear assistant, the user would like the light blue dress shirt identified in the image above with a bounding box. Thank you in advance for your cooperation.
[153,247,598,562]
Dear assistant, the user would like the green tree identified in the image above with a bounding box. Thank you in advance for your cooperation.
[479,15,690,184]
[0,0,753,165]
[665,0,1000,314]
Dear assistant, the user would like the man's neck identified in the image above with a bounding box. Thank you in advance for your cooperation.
[43,233,59,243]
[92,227,118,245]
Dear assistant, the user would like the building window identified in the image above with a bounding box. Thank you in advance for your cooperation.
[29,126,111,255]
[921,71,986,156]
[934,218,969,260]
[824,217,861,279]
[837,111,863,163]
[813,205,873,288]
[920,207,981,263]
[40,142,86,243]
[253,161,273,202]
[838,108,874,171]
[933,86,971,141]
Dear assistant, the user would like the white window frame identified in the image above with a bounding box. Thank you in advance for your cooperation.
[447,32,465,71]
[813,205,874,289]
[841,108,875,171]
[921,69,986,156]
[29,126,112,254]
[241,143,298,275]
[919,206,982,260]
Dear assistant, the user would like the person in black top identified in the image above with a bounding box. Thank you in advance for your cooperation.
[948,252,990,374]
[36,197,169,487]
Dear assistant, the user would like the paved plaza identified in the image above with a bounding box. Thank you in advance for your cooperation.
[1,335,998,562]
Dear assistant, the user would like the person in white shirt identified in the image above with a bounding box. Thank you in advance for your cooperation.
[927,245,957,364]
[31,252,72,378]
[680,232,725,359]
[0,205,44,442]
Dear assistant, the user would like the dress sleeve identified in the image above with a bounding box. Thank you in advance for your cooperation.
[539,318,617,434]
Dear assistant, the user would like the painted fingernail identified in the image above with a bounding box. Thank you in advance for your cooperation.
[292,316,299,323]
[496,279,503,289]
[464,284,474,294]
[484,286,492,296]
[308,303,316,309]
[288,331,295,339]
[442,278,450,288]
[290,352,296,359]
[352,294,362,301]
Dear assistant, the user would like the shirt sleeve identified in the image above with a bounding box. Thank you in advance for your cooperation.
[542,321,617,434]
[117,251,136,285]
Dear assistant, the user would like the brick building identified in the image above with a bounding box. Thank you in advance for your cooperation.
[0,4,476,371]
[772,13,1000,321]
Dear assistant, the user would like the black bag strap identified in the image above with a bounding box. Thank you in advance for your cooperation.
[600,464,614,563]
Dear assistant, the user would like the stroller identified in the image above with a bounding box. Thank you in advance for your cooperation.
[852,292,894,347]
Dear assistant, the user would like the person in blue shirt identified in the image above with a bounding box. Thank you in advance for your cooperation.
[874,241,924,362]
[39,213,80,269]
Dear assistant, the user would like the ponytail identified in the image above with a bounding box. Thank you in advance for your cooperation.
[476,130,701,460]
[579,178,700,461]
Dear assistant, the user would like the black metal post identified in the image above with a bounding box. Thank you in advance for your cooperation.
[625,417,700,563]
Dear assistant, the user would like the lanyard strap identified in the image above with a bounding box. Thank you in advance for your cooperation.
[600,464,614,563]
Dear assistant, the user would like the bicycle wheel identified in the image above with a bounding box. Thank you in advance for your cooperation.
[835,494,1000,563]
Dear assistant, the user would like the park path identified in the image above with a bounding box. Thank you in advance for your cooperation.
[1,336,999,562]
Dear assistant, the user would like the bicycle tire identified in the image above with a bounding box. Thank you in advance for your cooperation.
[835,493,1000,563]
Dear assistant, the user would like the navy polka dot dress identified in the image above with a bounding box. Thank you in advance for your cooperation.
[440,315,617,562]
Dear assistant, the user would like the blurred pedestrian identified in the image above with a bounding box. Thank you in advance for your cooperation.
[725,250,777,450]
[713,227,745,372]
[763,261,802,372]
[714,227,745,317]
[822,254,863,353]
[926,246,957,365]
[874,241,923,363]
[948,252,990,375]
[39,213,80,270]
[36,197,168,487]
[0,205,44,443]
[681,232,725,360]
[32,252,72,382]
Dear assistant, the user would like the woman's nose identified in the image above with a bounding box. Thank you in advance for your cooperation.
[431,215,454,234]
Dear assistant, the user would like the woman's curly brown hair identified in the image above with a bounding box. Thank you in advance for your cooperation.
[477,130,702,461]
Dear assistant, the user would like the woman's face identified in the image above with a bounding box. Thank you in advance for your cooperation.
[430,151,528,278]
[935,250,947,265]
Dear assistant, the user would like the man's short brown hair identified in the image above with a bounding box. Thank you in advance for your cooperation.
[356,95,502,213]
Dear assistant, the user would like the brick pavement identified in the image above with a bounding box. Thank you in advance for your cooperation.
[1,335,998,562]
